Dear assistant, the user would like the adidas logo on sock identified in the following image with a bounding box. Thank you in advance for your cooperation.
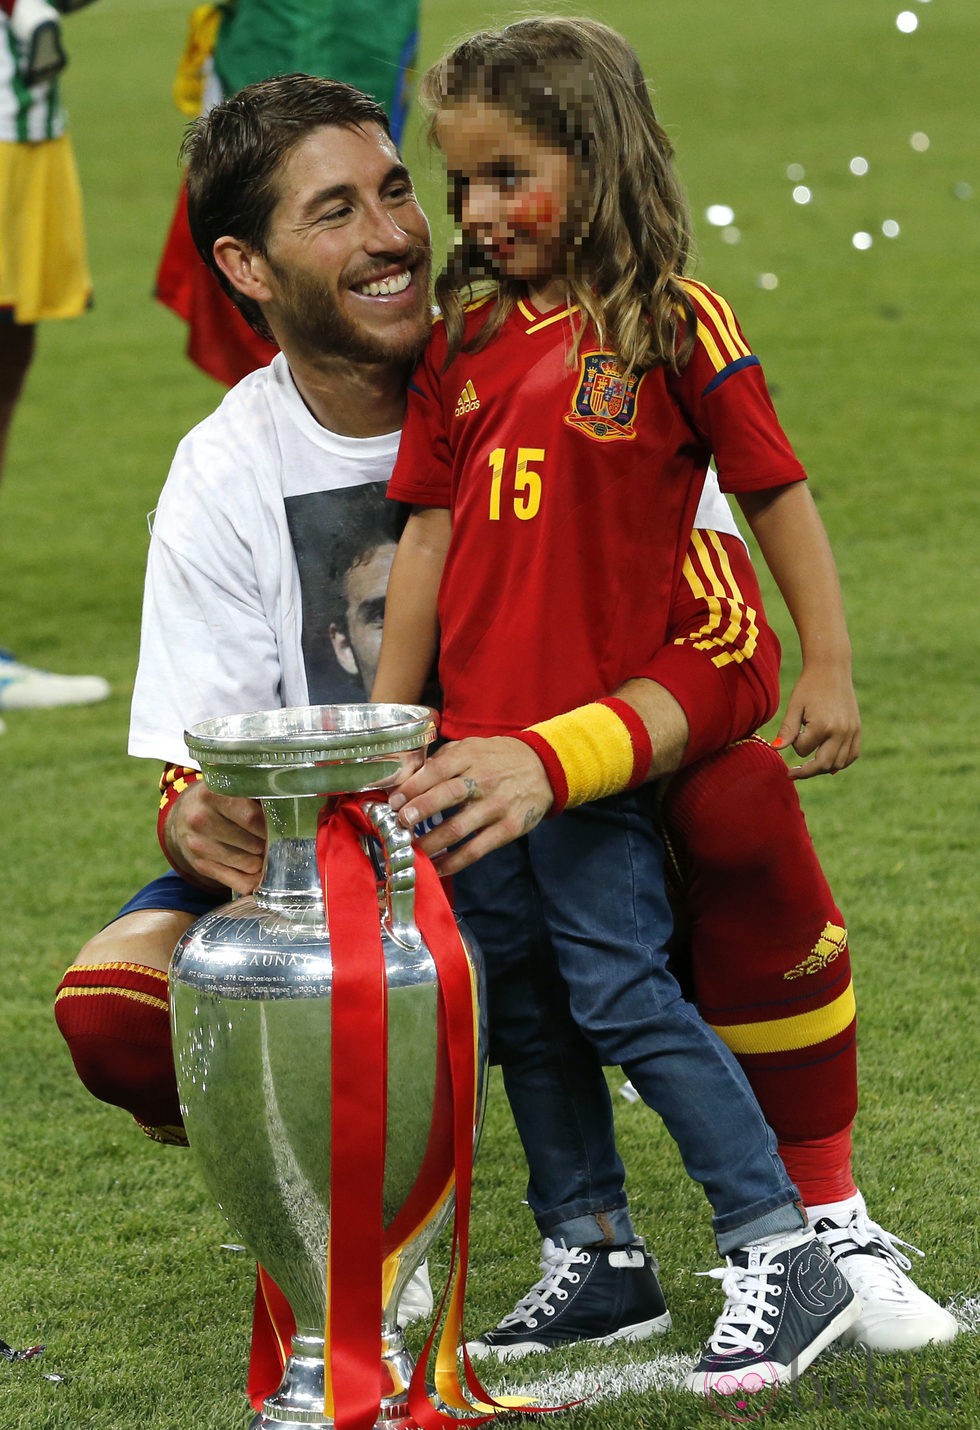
[454,380,480,416]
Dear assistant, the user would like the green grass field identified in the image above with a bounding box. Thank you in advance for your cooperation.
[1,0,977,1425]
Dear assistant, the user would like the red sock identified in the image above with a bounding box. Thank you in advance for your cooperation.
[778,1125,857,1208]
[663,738,858,1144]
[54,962,186,1144]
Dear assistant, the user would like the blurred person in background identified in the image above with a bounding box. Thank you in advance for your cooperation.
[0,0,108,728]
[155,0,421,387]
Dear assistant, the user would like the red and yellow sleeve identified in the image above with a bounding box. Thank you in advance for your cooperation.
[642,530,782,764]
[157,762,203,872]
[673,281,808,495]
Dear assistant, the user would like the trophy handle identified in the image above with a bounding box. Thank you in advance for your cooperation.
[363,800,423,952]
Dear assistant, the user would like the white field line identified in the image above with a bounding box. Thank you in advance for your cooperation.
[484,1300,976,1408]
[498,1352,693,1405]
[948,1294,980,1334]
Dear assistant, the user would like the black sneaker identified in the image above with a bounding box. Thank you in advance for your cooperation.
[686,1228,861,1396]
[464,1238,671,1362]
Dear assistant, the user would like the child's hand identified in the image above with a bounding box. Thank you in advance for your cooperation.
[771,667,861,780]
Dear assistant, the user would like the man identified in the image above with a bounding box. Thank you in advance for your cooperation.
[55,75,954,1400]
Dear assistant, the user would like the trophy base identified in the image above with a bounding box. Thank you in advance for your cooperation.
[250,1408,423,1430]
[250,1332,430,1430]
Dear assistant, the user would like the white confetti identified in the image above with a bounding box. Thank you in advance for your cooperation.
[852,231,874,250]
[757,273,779,290]
[910,131,931,151]
[786,162,806,182]
[705,204,735,227]
[896,10,919,32]
[882,219,901,237]
[721,225,741,245]
[849,156,870,176]
[792,185,813,205]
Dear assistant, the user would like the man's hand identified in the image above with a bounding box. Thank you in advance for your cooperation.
[388,736,553,875]
[772,665,861,779]
[164,781,267,893]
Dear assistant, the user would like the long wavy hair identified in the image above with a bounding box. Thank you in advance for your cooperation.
[419,17,697,374]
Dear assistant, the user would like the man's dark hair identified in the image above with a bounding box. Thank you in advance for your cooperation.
[324,487,407,634]
[181,73,392,339]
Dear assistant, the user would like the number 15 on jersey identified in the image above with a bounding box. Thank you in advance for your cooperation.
[488,447,544,522]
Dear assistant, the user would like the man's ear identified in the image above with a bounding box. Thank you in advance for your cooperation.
[212,236,274,305]
[328,622,358,677]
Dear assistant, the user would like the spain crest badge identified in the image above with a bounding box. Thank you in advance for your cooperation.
[563,352,642,442]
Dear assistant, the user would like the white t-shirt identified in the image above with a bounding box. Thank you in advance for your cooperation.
[129,353,401,766]
[130,351,743,768]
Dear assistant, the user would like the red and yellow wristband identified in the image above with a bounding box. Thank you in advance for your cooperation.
[157,762,203,867]
[512,697,653,815]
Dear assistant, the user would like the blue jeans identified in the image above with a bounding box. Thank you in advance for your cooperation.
[453,789,802,1255]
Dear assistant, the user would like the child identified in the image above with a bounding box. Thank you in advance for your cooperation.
[372,17,861,1394]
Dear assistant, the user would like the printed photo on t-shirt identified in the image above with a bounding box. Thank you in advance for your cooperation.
[284,482,408,703]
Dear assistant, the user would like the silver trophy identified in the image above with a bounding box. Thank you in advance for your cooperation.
[169,705,486,1430]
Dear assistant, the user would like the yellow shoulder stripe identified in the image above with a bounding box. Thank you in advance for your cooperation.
[680,279,751,368]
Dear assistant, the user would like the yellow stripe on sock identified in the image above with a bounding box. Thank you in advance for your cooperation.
[710,982,856,1055]
[54,985,169,1013]
[67,960,168,982]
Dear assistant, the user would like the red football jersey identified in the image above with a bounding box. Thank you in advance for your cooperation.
[388,282,805,739]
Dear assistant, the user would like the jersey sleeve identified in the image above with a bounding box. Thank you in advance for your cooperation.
[386,327,453,509]
[670,281,807,495]
[638,530,782,763]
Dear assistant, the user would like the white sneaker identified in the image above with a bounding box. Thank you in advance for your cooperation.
[812,1191,958,1352]
[396,1258,434,1328]
[0,651,109,710]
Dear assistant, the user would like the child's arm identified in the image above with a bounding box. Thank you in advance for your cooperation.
[736,482,860,779]
[371,505,451,705]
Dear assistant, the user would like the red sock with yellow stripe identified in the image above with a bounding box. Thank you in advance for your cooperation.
[662,737,857,1206]
[54,962,187,1145]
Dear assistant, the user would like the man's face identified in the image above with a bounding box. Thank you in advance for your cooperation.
[261,123,432,365]
[329,541,397,693]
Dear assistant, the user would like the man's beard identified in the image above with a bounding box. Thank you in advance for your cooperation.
[269,250,432,367]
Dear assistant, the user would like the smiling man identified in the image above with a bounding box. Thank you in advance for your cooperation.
[56,76,433,1141]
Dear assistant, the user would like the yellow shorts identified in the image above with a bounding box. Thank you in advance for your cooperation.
[0,133,92,324]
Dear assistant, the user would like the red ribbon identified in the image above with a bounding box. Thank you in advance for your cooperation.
[318,796,390,1429]
[249,792,562,1426]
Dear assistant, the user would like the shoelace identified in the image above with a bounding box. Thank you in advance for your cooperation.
[696,1260,784,1355]
[820,1208,923,1272]
[496,1241,591,1329]
[819,1210,924,1304]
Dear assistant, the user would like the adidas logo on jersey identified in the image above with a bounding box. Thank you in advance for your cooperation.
[454,380,480,416]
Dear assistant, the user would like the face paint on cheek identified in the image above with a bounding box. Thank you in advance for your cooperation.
[509,188,559,233]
